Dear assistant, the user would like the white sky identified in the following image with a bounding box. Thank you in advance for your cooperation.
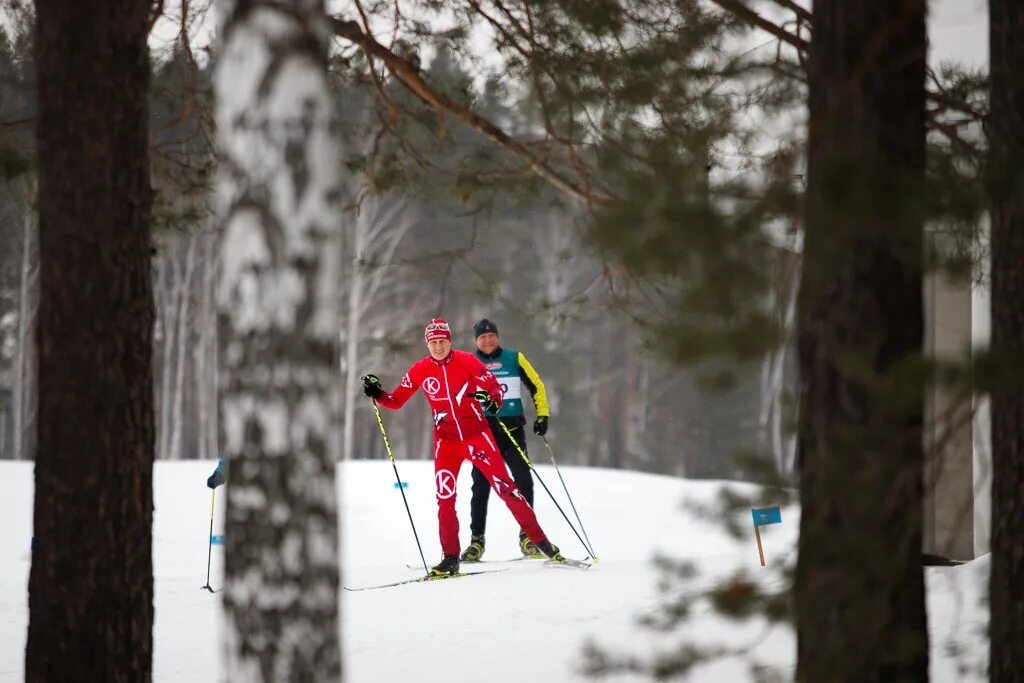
[929,0,987,69]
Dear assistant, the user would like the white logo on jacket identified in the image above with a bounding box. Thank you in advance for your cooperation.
[435,470,456,499]
[423,377,441,395]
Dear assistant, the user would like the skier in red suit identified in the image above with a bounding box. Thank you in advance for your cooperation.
[362,317,565,577]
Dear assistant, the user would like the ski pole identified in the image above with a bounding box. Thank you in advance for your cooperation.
[495,419,595,560]
[541,436,599,562]
[369,396,429,576]
[201,488,216,593]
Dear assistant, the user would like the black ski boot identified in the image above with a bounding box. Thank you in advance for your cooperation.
[535,539,564,562]
[429,555,460,578]
[535,539,589,569]
[519,531,545,559]
[460,535,485,562]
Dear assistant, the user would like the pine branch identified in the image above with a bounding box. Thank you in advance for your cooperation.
[709,0,809,52]
[332,1,982,208]
[331,16,614,206]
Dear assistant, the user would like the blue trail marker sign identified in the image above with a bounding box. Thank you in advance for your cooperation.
[751,506,782,566]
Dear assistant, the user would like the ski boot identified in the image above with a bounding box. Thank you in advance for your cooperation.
[535,539,589,569]
[429,555,460,578]
[460,535,485,562]
[519,531,545,559]
[534,539,564,562]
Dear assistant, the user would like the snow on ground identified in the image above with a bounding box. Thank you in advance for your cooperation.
[0,460,987,682]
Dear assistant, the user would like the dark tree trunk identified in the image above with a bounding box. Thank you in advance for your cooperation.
[796,1,928,681]
[988,1,1024,679]
[26,1,155,681]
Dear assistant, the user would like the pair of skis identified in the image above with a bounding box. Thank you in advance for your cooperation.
[346,556,590,592]
[406,556,591,571]
[343,567,512,592]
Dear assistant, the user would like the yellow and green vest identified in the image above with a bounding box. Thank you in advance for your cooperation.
[475,346,549,419]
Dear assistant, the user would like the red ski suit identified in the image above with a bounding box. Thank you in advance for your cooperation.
[374,349,547,556]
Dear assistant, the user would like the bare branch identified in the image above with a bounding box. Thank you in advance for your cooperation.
[715,0,983,125]
[330,15,614,206]
[770,0,812,24]
[709,0,809,53]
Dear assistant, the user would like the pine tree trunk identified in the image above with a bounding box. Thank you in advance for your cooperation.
[215,1,343,679]
[988,0,1024,678]
[26,0,155,679]
[796,0,928,680]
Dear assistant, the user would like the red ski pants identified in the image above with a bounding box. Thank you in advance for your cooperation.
[433,430,546,557]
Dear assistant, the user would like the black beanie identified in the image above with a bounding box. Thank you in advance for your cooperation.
[473,318,499,338]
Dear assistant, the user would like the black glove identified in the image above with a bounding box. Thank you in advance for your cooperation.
[474,389,500,415]
[533,416,549,436]
[362,374,383,398]
[207,467,226,489]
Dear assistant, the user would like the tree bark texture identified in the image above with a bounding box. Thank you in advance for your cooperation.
[988,0,1024,678]
[215,0,343,679]
[797,0,929,681]
[14,204,38,461]
[26,0,155,680]
[169,235,198,460]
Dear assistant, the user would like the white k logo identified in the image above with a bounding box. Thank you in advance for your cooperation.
[435,470,456,499]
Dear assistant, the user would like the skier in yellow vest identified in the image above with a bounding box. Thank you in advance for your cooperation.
[461,318,551,561]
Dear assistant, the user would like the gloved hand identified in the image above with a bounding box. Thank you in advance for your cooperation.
[207,467,226,489]
[362,374,383,398]
[474,389,500,415]
[533,416,549,436]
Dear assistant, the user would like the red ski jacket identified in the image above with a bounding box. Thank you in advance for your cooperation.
[375,349,504,442]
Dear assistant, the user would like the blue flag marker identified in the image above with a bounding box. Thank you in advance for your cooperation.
[752,506,782,526]
[394,481,409,490]
[211,535,225,546]
[751,506,782,566]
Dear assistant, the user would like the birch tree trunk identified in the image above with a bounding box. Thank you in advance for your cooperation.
[169,235,198,459]
[215,1,343,679]
[341,196,411,460]
[196,230,218,459]
[156,252,177,460]
[758,254,799,476]
[26,0,155,677]
[14,203,38,461]
[341,213,366,461]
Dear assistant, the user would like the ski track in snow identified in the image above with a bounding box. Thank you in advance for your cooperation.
[0,461,987,682]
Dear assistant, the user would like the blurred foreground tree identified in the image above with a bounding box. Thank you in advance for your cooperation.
[215,0,343,679]
[795,0,929,679]
[988,0,1024,679]
[25,0,156,679]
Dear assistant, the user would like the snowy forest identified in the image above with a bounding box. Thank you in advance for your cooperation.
[0,4,798,480]
[2,0,1022,682]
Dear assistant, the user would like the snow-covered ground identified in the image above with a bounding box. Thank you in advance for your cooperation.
[0,461,987,682]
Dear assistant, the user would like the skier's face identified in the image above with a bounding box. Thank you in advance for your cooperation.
[476,332,499,355]
[427,338,452,360]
